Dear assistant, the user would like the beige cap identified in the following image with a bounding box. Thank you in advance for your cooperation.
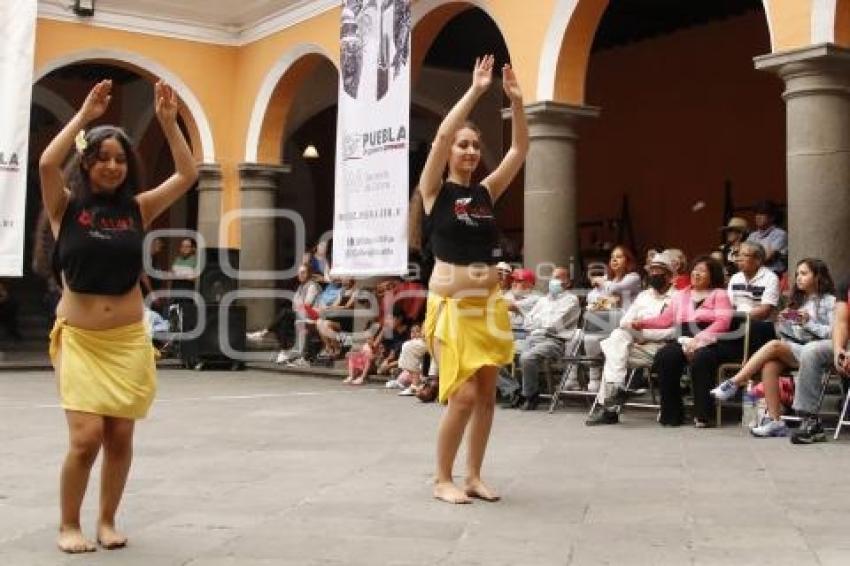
[720,216,748,232]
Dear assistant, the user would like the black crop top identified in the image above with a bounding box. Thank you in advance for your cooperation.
[427,181,502,265]
[53,195,145,295]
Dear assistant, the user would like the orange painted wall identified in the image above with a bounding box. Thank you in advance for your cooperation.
[577,12,786,260]
[837,0,850,46]
[766,0,812,50]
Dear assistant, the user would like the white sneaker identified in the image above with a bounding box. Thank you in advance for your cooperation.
[286,357,310,369]
[399,386,416,396]
[275,350,290,364]
[247,329,269,342]
[710,379,738,401]
[750,419,788,438]
[587,379,601,394]
[385,379,401,389]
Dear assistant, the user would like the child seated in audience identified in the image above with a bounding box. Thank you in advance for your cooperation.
[344,341,374,385]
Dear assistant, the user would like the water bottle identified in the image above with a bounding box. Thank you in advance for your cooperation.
[741,383,757,429]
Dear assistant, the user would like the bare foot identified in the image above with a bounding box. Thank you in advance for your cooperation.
[97,523,128,549]
[57,526,97,553]
[433,480,472,504]
[465,478,500,502]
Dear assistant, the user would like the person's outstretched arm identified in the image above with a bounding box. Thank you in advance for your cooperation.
[39,79,113,235]
[419,55,494,213]
[136,81,199,228]
[481,64,528,202]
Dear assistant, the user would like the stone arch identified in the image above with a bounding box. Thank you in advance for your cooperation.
[31,85,75,124]
[537,0,776,104]
[34,49,214,162]
[411,0,509,84]
[244,44,337,164]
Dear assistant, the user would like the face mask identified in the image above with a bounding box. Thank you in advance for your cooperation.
[648,274,667,292]
[548,279,563,296]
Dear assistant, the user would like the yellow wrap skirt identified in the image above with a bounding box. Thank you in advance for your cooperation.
[49,318,158,419]
[422,289,514,403]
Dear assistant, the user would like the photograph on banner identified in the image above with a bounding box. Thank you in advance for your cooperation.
[0,0,37,277]
[333,0,411,276]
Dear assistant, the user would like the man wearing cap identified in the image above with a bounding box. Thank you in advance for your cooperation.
[586,252,678,425]
[497,268,543,403]
[746,200,787,275]
[719,216,748,276]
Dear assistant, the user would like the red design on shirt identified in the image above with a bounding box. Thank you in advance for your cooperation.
[77,210,93,228]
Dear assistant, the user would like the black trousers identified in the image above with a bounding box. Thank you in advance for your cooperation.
[654,338,744,424]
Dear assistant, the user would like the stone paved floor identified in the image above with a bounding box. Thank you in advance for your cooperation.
[1,369,849,565]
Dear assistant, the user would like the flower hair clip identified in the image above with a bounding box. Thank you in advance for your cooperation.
[74,130,87,154]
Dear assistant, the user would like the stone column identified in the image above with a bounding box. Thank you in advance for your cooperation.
[238,163,290,330]
[755,44,850,278]
[520,101,599,283]
[196,163,222,248]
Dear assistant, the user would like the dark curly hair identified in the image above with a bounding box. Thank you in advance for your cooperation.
[63,125,144,203]
[789,258,835,309]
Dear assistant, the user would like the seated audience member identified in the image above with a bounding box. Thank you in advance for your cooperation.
[171,237,198,281]
[496,268,542,401]
[496,261,513,293]
[579,245,641,393]
[393,272,427,324]
[0,281,22,341]
[387,323,428,395]
[666,248,691,290]
[632,257,733,427]
[309,239,332,283]
[316,277,360,358]
[746,200,788,276]
[585,252,678,425]
[248,264,321,365]
[587,245,642,310]
[719,216,749,277]
[786,277,850,444]
[345,342,374,386]
[503,268,542,341]
[504,267,581,411]
[712,259,835,437]
[642,246,665,284]
[372,308,410,376]
[728,241,780,351]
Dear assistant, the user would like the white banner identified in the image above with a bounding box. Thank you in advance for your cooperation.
[0,0,37,277]
[332,0,410,276]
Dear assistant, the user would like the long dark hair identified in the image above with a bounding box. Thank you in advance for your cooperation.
[691,255,726,289]
[63,125,144,203]
[608,244,637,278]
[789,258,835,309]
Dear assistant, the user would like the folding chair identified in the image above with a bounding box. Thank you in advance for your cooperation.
[715,313,751,427]
[835,377,850,439]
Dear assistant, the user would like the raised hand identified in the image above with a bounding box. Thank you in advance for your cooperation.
[78,80,112,123]
[502,63,523,102]
[154,80,179,125]
[471,54,494,93]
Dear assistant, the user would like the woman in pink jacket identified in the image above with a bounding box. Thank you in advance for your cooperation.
[632,256,733,427]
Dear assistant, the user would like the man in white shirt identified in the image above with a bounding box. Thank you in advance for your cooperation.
[497,268,543,401]
[508,267,581,411]
[585,252,677,425]
[727,241,780,352]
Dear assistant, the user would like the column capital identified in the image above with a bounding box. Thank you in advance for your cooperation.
[510,101,600,141]
[755,44,850,99]
[197,163,222,192]
[237,163,291,191]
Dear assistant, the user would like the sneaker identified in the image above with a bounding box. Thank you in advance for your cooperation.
[286,357,310,369]
[790,419,826,445]
[710,379,739,402]
[398,386,416,396]
[500,391,524,409]
[587,379,601,394]
[585,407,619,426]
[275,350,291,364]
[247,329,269,342]
[385,379,402,389]
[519,394,540,411]
[750,419,788,438]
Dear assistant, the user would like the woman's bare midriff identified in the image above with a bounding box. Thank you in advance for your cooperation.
[428,259,499,298]
[55,282,144,330]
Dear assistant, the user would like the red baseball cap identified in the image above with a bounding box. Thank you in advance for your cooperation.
[511,268,536,285]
